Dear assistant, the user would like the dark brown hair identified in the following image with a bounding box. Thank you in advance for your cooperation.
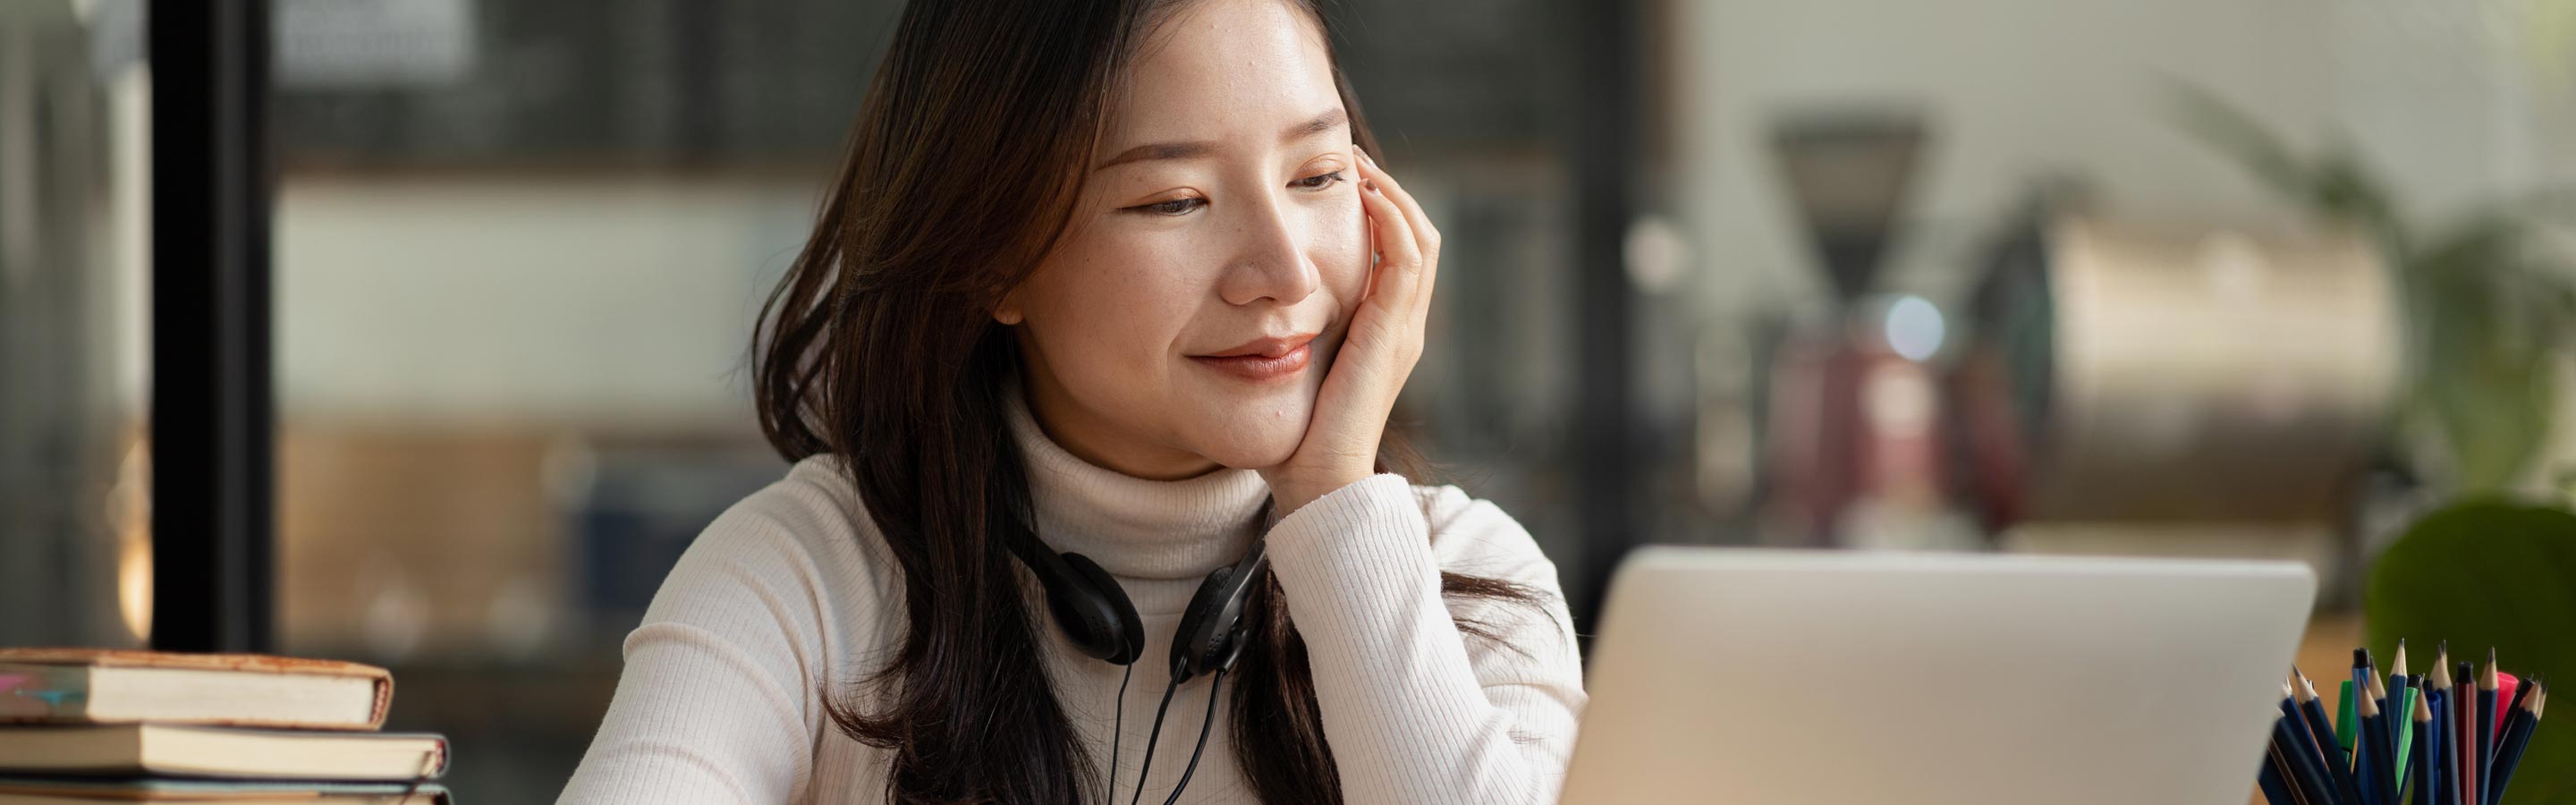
[752,1,1538,802]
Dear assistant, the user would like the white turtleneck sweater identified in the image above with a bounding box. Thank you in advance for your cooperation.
[555,394,1586,805]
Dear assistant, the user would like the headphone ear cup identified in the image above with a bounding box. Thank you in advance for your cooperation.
[1169,565,1237,683]
[1210,575,1262,674]
[1057,552,1145,665]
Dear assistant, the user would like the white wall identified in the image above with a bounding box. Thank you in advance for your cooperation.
[1671,0,2570,320]
[275,172,826,427]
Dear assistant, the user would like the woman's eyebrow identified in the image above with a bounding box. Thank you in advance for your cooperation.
[1091,107,1349,173]
[1094,140,1216,172]
[1283,107,1347,142]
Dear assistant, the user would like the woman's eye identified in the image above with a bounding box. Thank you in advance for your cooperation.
[1293,170,1346,191]
[1125,197,1207,216]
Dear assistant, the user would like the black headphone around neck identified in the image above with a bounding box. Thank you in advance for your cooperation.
[1007,525,1268,684]
[1007,504,1271,805]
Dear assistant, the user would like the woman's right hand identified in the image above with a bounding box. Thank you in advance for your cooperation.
[1257,147,1443,518]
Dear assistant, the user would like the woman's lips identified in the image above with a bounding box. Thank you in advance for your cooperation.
[1190,342,1312,383]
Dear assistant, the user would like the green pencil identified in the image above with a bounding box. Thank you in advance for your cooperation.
[2396,683,2419,788]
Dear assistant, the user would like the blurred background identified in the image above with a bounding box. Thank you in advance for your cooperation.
[9,0,2576,801]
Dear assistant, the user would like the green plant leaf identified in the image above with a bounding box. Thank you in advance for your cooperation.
[2170,80,2575,495]
[2410,220,2562,490]
[2368,500,2576,804]
[2165,83,2314,205]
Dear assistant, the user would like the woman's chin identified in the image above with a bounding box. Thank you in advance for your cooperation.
[1211,438,1302,470]
[1174,377,1318,470]
[1193,420,1309,470]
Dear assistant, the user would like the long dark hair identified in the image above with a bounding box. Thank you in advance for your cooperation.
[752,1,1537,802]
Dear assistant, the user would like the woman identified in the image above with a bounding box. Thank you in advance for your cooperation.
[556,0,1584,802]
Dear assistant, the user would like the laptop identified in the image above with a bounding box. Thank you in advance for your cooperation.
[1556,547,2315,804]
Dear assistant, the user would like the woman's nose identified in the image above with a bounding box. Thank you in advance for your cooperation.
[1216,198,1321,308]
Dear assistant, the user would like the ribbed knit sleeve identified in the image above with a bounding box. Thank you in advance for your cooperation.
[556,480,878,805]
[1262,474,1589,805]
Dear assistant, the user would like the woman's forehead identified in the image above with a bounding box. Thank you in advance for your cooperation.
[1100,0,1338,154]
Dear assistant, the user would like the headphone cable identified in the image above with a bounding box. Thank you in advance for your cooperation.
[1158,668,1227,805]
[1126,674,1183,805]
[1106,663,1131,805]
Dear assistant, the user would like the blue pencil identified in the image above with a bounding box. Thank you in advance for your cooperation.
[2261,747,2301,805]
[2355,648,2380,801]
[2298,669,2349,769]
[2281,681,2344,805]
[2424,684,2447,805]
[2359,691,2392,805]
[2425,650,2453,805]
[2298,673,2365,805]
[2486,683,2543,805]
[2410,688,2434,805]
[2476,652,2498,805]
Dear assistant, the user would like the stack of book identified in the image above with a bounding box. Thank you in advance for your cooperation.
[0,648,450,804]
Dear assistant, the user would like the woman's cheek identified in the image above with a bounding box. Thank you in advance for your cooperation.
[1310,196,1371,306]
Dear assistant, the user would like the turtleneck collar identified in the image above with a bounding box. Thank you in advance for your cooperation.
[1004,381,1273,589]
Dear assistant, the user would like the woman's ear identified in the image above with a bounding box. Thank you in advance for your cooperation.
[993,291,1025,326]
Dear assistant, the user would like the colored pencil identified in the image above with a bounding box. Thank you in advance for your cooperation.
[2411,691,2434,805]
[2259,644,2562,805]
[2262,742,2302,805]
[2299,668,2348,768]
[2370,665,2395,796]
[2431,655,2452,805]
[2476,652,2498,805]
[2352,686,2378,803]
[2495,672,2521,746]
[2283,679,2346,805]
[2360,691,2394,805]
[2301,671,2366,805]
[2496,673,2529,752]
[2486,683,2543,805]
[2275,701,2338,805]
[2423,670,2448,805]
[2456,661,2479,805]
[2394,684,2419,791]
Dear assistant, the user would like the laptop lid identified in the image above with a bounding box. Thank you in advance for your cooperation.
[1557,547,2314,804]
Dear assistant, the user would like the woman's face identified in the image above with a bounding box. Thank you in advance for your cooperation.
[1000,0,1368,480]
